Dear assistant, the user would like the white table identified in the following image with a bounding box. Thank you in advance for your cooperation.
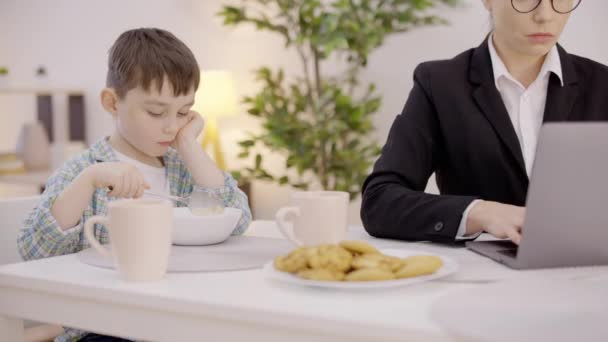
[1,222,606,342]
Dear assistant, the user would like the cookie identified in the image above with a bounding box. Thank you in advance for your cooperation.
[351,253,404,272]
[344,268,395,281]
[394,255,443,279]
[307,245,353,272]
[297,268,345,281]
[273,249,309,273]
[404,255,443,269]
[385,255,406,272]
[339,240,380,255]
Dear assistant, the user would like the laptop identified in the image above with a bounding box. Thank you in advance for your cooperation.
[466,122,608,269]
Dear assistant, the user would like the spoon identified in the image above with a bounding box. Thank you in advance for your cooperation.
[106,185,189,204]
[143,191,189,204]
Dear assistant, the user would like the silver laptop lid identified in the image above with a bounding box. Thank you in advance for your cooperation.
[518,122,608,268]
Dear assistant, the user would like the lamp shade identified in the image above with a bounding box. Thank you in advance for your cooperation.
[193,70,238,119]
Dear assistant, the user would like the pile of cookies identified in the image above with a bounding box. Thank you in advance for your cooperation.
[273,240,443,282]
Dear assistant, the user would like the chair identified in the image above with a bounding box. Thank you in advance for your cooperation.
[0,196,64,342]
[0,196,40,264]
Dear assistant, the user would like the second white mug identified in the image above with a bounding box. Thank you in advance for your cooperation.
[275,191,349,246]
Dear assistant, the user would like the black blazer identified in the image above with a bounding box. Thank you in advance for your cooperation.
[361,38,608,243]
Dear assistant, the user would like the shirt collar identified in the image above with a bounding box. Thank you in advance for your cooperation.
[488,33,563,90]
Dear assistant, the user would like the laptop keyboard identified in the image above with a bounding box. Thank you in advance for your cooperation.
[498,248,518,258]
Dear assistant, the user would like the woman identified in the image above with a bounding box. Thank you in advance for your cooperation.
[361,0,608,244]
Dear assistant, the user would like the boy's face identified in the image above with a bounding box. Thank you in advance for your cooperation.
[103,77,195,158]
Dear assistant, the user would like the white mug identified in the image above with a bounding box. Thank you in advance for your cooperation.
[84,199,173,281]
[275,191,349,246]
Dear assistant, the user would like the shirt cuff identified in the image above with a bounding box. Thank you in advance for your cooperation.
[456,199,483,240]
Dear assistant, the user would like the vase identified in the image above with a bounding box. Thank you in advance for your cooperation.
[15,122,51,170]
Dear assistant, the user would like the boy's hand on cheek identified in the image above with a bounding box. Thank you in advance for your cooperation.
[175,111,205,147]
[171,110,224,187]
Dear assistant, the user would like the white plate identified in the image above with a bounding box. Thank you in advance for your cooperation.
[263,248,459,289]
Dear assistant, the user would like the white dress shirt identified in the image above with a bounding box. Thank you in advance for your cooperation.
[456,35,564,239]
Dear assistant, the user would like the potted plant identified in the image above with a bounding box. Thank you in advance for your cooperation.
[219,0,459,200]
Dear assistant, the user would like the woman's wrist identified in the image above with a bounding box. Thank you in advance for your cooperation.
[465,200,487,235]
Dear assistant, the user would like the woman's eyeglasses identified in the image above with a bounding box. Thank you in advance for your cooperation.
[511,0,582,14]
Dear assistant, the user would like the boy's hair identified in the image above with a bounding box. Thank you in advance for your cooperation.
[106,28,200,99]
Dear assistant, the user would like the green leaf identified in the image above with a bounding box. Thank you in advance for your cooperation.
[255,154,262,169]
[238,140,255,148]
[230,170,242,181]
[293,182,309,190]
[247,108,261,116]
[258,169,274,181]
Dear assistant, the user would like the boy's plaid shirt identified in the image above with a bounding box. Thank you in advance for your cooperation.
[16,137,252,342]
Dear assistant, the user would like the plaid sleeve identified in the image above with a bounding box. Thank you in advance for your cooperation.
[17,167,85,261]
[191,171,252,235]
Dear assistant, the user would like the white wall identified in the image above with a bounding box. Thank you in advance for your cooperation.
[1,0,607,222]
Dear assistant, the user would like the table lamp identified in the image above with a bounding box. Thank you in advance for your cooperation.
[193,70,238,170]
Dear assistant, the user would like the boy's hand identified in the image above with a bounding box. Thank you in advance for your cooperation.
[175,111,205,147]
[171,110,225,187]
[89,162,150,198]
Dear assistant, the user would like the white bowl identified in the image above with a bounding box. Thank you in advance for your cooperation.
[172,207,242,245]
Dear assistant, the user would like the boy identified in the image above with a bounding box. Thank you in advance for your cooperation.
[17,28,252,342]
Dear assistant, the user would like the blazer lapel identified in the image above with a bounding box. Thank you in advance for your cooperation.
[543,44,579,123]
[470,39,527,177]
